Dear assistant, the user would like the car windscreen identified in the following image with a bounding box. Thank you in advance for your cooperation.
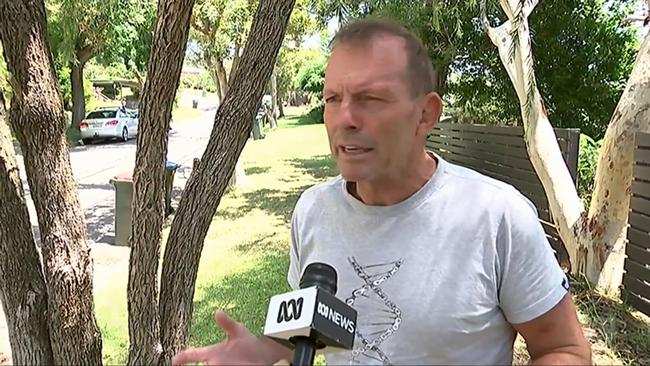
[86,110,117,119]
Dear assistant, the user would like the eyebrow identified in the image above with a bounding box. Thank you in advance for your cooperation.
[323,81,394,96]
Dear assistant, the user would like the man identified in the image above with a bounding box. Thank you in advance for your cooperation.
[172,18,592,365]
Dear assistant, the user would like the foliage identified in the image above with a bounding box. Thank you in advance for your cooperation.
[296,59,325,96]
[180,70,217,92]
[449,0,641,139]
[285,0,321,47]
[295,59,326,122]
[578,134,604,207]
[46,0,156,68]
[276,47,324,100]
[45,0,156,114]
[309,0,485,95]
[190,0,257,74]
[191,0,319,94]
[85,61,132,80]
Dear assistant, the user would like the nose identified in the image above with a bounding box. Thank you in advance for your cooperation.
[338,98,361,130]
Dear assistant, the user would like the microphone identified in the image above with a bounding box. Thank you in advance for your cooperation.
[263,262,357,366]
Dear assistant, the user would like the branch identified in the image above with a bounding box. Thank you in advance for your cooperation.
[76,43,95,64]
[190,15,211,36]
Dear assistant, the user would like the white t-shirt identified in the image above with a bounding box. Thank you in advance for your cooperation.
[287,153,569,365]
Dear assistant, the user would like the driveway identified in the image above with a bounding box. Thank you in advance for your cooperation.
[0,109,216,364]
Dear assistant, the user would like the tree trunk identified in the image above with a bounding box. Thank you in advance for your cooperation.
[133,68,145,92]
[70,46,93,132]
[211,67,223,105]
[278,97,285,118]
[158,0,295,362]
[230,42,241,83]
[265,104,277,129]
[0,93,53,366]
[481,0,650,293]
[432,63,449,97]
[585,34,650,290]
[0,0,103,364]
[215,58,229,98]
[126,0,196,365]
[271,67,279,120]
[70,62,85,131]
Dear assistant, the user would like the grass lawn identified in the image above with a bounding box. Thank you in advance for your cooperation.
[172,105,206,123]
[94,105,332,364]
[92,105,648,365]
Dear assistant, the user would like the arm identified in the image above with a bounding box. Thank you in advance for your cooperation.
[513,293,592,365]
[495,190,592,365]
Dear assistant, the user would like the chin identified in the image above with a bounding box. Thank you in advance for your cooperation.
[339,168,371,183]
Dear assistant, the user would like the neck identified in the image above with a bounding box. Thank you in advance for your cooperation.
[348,151,437,206]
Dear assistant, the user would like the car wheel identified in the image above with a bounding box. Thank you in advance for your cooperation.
[82,138,93,145]
[121,127,128,142]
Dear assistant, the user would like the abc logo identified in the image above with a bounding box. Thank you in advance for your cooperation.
[277,297,304,323]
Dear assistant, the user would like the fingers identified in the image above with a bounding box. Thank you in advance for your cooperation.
[171,345,214,365]
[214,310,244,339]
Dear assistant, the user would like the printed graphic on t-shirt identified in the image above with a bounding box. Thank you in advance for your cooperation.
[345,257,404,365]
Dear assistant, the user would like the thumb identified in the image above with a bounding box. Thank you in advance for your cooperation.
[214,310,244,339]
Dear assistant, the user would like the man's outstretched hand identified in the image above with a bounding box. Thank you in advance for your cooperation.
[172,310,292,365]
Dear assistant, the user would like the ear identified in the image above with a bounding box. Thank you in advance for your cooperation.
[416,91,443,138]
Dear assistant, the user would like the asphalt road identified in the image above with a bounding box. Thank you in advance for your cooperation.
[0,109,216,364]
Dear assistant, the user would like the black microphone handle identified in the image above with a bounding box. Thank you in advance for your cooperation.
[292,336,317,366]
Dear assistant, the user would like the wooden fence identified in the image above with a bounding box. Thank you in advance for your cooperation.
[623,132,650,316]
[425,122,580,267]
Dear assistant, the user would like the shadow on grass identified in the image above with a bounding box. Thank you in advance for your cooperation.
[216,186,310,224]
[245,166,271,175]
[189,240,291,346]
[287,155,338,181]
[282,110,323,128]
[217,156,338,222]
[570,275,650,365]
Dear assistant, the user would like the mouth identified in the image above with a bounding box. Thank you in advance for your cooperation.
[338,145,373,156]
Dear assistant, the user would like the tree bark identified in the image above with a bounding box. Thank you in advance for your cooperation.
[133,68,145,92]
[215,58,229,98]
[70,46,93,132]
[70,61,86,131]
[0,93,53,366]
[432,63,449,97]
[158,0,295,362]
[126,0,196,365]
[271,67,279,121]
[481,0,650,293]
[278,97,285,118]
[0,0,103,364]
[211,67,223,104]
[585,34,650,290]
[231,42,241,83]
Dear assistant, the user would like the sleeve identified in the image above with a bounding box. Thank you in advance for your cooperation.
[287,208,302,290]
[496,191,570,325]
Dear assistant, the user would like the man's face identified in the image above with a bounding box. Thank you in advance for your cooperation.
[323,35,437,183]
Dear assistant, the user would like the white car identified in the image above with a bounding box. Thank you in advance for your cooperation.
[80,107,139,145]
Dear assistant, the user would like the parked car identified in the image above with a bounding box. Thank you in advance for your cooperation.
[80,107,139,145]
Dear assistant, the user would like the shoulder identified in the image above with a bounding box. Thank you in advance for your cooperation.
[439,158,538,218]
[292,176,345,219]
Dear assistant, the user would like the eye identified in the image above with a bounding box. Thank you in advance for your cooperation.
[325,95,340,103]
[361,95,382,102]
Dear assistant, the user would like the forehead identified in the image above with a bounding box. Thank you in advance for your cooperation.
[324,35,409,90]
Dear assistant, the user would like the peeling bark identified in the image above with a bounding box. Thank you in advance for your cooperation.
[481,0,650,292]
